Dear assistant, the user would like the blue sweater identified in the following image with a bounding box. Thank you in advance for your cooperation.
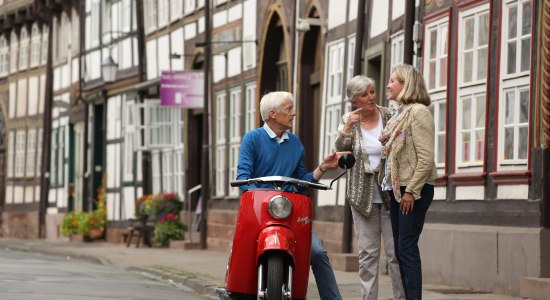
[236,127,316,191]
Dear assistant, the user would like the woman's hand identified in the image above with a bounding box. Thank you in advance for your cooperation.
[400,192,415,215]
[342,108,363,133]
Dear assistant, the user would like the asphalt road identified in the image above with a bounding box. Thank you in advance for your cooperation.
[0,247,210,300]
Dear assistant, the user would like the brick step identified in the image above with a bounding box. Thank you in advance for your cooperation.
[207,223,236,240]
[207,237,233,252]
[520,277,550,300]
[208,209,238,225]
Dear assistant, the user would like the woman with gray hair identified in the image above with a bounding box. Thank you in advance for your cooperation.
[335,75,405,300]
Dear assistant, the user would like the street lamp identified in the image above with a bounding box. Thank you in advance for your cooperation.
[101,55,118,83]
[100,31,131,83]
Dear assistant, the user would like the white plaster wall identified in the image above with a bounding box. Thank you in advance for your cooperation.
[170,28,185,70]
[158,34,170,74]
[228,3,242,22]
[5,185,12,204]
[213,54,226,83]
[27,76,39,115]
[370,1,389,37]
[497,184,529,200]
[147,39,158,80]
[185,22,197,40]
[434,186,446,200]
[25,186,34,203]
[348,0,358,22]
[328,0,347,29]
[392,0,405,20]
[227,47,241,77]
[455,185,485,200]
[213,9,228,28]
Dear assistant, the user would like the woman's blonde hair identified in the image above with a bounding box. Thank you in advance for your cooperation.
[391,64,431,106]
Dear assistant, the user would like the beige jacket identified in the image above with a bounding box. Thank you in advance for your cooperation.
[378,104,438,200]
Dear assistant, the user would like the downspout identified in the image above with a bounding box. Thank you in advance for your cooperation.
[403,0,415,64]
[39,13,54,239]
[79,0,90,212]
[342,0,367,254]
[200,0,212,249]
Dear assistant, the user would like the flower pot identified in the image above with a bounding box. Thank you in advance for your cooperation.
[70,234,84,242]
[87,228,104,240]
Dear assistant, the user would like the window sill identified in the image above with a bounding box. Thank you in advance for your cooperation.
[489,170,531,185]
[435,174,448,186]
[449,172,486,186]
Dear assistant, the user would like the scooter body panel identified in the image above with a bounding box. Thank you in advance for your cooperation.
[225,189,312,298]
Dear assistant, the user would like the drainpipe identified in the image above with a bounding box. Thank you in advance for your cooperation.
[403,0,415,64]
[39,15,54,239]
[200,0,212,249]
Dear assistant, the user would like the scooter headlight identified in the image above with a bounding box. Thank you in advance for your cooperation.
[268,195,292,219]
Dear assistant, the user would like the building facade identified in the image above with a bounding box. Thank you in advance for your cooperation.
[0,0,548,297]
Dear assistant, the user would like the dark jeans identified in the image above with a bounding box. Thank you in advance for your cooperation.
[389,185,434,300]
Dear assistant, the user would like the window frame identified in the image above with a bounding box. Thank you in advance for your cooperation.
[0,36,9,76]
[215,91,227,197]
[423,18,449,92]
[244,82,257,133]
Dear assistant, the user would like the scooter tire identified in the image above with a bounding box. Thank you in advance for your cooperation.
[266,255,284,300]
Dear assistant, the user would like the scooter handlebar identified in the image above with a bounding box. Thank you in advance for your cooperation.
[230,176,330,190]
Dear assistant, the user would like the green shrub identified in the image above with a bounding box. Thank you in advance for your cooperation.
[153,213,186,247]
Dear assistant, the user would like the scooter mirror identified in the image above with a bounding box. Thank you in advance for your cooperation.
[338,154,356,169]
[329,154,356,189]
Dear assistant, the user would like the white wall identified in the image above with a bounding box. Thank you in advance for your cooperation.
[328,0,347,29]
[370,1,389,37]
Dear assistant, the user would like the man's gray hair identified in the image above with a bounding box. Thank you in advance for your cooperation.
[346,75,375,102]
[259,91,294,121]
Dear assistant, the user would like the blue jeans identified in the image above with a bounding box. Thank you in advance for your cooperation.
[390,185,434,300]
[311,231,342,300]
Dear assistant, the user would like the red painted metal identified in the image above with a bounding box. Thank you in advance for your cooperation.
[224,189,312,299]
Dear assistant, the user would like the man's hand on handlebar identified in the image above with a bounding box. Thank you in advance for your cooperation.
[314,151,352,180]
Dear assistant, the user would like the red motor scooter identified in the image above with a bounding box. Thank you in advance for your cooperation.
[217,155,355,300]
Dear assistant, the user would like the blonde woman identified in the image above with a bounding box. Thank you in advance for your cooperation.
[379,64,438,300]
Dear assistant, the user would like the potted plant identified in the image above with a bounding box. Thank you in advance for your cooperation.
[153,213,186,247]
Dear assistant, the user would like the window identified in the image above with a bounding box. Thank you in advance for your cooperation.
[162,150,173,192]
[460,7,489,85]
[9,32,18,74]
[430,98,446,167]
[30,24,41,67]
[0,36,9,76]
[15,130,26,178]
[456,5,489,170]
[498,0,532,169]
[36,128,43,177]
[347,35,356,87]
[424,20,448,91]
[457,93,485,166]
[503,0,531,76]
[26,129,37,177]
[7,131,14,178]
[41,25,48,64]
[19,28,29,70]
[500,86,529,163]
[275,43,288,91]
[145,100,174,148]
[390,32,404,69]
[244,83,257,132]
[50,128,57,185]
[215,92,226,196]
[323,40,344,157]
[86,0,100,49]
[229,87,241,196]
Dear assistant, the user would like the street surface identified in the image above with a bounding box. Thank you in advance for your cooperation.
[0,247,209,300]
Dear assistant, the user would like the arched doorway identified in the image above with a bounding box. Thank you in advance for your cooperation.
[297,7,323,171]
[258,10,291,100]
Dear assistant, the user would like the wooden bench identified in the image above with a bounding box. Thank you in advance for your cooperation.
[125,216,155,248]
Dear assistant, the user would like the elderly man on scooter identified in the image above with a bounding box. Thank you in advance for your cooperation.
[236,91,347,300]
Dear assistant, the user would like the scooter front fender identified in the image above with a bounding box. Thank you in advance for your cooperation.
[257,226,296,258]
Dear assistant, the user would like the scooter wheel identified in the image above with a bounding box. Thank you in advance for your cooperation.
[266,255,284,299]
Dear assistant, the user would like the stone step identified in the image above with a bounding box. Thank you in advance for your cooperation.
[207,237,233,252]
[169,240,201,250]
[208,210,238,226]
[520,277,550,300]
[328,253,359,272]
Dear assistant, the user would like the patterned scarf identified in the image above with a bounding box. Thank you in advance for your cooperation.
[379,104,414,200]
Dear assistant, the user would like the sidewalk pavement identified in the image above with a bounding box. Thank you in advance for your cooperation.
[0,238,529,300]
